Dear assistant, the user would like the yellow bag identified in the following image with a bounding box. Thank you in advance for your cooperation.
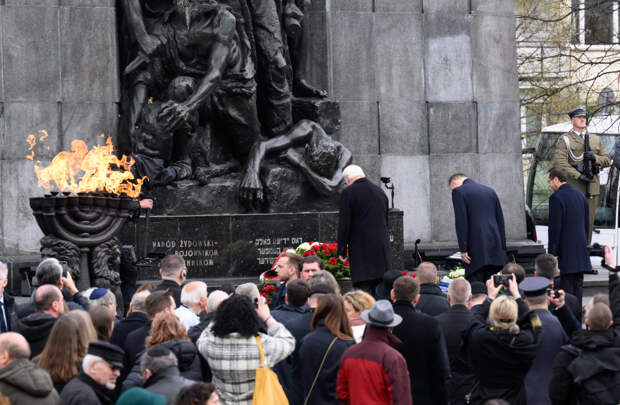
[252,335,289,405]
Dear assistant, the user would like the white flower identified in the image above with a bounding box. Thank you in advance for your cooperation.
[297,242,311,251]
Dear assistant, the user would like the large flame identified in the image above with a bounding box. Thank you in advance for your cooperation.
[28,131,147,198]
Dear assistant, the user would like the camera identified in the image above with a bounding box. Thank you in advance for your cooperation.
[58,261,69,278]
[380,177,391,184]
[493,274,511,288]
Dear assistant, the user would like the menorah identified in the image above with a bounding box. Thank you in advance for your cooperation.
[29,193,133,291]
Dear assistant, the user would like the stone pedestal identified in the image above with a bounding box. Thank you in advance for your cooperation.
[119,210,404,280]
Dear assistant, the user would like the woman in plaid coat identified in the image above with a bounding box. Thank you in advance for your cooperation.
[197,294,295,405]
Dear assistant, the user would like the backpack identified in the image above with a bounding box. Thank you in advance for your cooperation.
[562,344,620,405]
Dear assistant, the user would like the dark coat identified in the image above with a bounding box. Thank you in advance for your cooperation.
[392,300,450,405]
[437,305,476,402]
[122,339,204,392]
[549,272,620,405]
[269,282,287,310]
[1,292,18,332]
[110,311,150,348]
[143,366,194,404]
[285,309,314,354]
[17,289,90,319]
[152,280,182,308]
[121,321,151,382]
[188,311,213,344]
[294,324,355,405]
[337,178,393,283]
[452,179,506,275]
[60,372,116,405]
[271,303,311,325]
[0,358,60,405]
[524,309,568,405]
[548,183,592,274]
[464,298,541,405]
[272,303,312,399]
[416,284,450,317]
[337,325,412,405]
[14,312,57,358]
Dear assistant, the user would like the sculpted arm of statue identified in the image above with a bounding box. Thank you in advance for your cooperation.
[285,141,353,195]
[123,0,161,56]
[240,121,317,202]
[553,137,581,181]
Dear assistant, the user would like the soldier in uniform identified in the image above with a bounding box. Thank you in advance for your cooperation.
[553,108,611,243]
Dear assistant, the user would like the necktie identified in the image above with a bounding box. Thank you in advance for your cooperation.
[0,302,7,333]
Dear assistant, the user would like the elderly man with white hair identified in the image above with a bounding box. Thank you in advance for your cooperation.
[337,164,393,296]
[0,261,17,332]
[175,281,208,330]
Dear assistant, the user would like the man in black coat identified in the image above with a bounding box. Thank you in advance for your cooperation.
[0,261,17,332]
[437,278,475,405]
[151,255,186,308]
[549,269,620,404]
[547,166,591,308]
[14,284,65,358]
[391,275,450,405]
[338,165,392,295]
[17,257,90,318]
[110,290,151,348]
[415,262,450,316]
[449,173,506,283]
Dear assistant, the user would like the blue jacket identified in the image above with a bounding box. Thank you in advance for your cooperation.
[524,309,568,405]
[548,183,592,274]
[452,179,506,275]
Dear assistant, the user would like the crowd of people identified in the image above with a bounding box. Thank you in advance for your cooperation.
[0,246,619,405]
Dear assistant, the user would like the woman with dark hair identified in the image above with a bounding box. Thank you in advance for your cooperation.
[295,294,355,405]
[89,306,115,341]
[197,294,294,405]
[36,315,83,393]
[122,312,204,391]
[174,382,220,405]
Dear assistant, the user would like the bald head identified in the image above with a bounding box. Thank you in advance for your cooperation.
[35,284,63,315]
[0,332,31,367]
[417,262,438,284]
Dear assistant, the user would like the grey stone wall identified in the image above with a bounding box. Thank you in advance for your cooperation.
[0,0,525,255]
[303,0,525,247]
[0,0,118,254]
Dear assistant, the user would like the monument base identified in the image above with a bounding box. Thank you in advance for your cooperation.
[119,210,404,281]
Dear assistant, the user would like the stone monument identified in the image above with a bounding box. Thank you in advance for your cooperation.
[0,0,527,286]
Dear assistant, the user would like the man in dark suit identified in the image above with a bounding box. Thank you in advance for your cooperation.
[547,166,591,308]
[449,173,506,283]
[391,275,450,405]
[437,278,475,405]
[338,165,392,295]
[0,261,17,332]
[152,255,186,308]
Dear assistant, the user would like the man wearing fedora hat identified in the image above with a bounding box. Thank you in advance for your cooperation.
[337,300,412,405]
[61,341,125,405]
[553,107,611,242]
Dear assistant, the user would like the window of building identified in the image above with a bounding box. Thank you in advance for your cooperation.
[573,0,619,45]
